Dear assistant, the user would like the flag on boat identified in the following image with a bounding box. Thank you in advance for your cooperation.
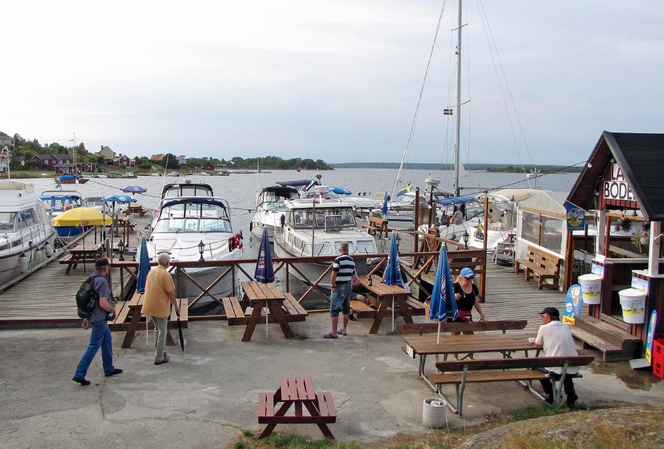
[396,182,412,197]
[474,221,484,240]
[443,108,453,115]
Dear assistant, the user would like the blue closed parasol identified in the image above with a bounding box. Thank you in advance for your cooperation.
[381,191,388,215]
[383,231,403,331]
[136,236,151,294]
[254,226,275,337]
[428,245,459,343]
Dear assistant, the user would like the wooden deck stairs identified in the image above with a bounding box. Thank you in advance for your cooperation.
[571,315,641,362]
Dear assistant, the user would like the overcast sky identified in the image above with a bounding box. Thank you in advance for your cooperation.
[3,0,663,166]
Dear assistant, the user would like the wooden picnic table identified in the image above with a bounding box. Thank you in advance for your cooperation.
[241,281,294,342]
[115,292,188,348]
[403,333,539,391]
[126,204,146,217]
[258,376,336,439]
[113,217,135,247]
[358,274,416,333]
[60,243,103,274]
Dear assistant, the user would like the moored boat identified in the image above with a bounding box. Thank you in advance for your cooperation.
[273,193,378,288]
[250,184,300,242]
[39,190,86,239]
[148,194,243,308]
[0,182,57,286]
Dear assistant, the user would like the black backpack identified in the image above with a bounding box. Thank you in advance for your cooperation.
[76,275,99,319]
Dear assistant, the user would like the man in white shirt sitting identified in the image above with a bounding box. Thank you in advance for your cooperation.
[534,307,579,407]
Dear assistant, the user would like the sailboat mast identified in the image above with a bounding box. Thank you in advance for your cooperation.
[454,0,462,197]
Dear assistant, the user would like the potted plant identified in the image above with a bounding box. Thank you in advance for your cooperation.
[631,228,649,253]
[615,217,632,232]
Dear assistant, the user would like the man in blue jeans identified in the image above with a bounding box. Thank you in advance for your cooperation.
[72,258,122,385]
[325,242,356,338]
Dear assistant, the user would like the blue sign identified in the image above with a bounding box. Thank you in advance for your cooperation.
[562,284,583,325]
[566,201,585,232]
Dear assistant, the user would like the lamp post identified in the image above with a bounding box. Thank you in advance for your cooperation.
[198,240,205,262]
[117,239,125,261]
[462,230,469,250]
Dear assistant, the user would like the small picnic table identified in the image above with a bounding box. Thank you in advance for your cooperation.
[126,203,146,217]
[358,274,415,333]
[403,333,539,391]
[258,376,336,439]
[241,281,294,342]
[61,243,103,274]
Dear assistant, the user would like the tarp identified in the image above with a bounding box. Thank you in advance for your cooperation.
[435,195,476,206]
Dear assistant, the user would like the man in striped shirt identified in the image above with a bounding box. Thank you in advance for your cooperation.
[325,242,356,338]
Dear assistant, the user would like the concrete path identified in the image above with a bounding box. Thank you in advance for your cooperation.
[1,312,663,448]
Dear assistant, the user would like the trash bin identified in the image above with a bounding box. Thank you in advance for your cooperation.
[422,398,447,428]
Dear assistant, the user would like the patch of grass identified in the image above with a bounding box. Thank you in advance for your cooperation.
[386,329,401,336]
[295,334,308,341]
[509,404,570,422]
[243,430,254,437]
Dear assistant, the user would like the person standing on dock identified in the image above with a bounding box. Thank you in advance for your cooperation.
[535,307,579,407]
[142,253,180,365]
[325,242,356,338]
[72,258,122,385]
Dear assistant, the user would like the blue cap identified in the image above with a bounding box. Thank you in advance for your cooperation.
[460,267,475,278]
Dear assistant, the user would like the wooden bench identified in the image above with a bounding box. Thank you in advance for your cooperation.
[362,216,389,238]
[258,376,336,439]
[515,245,562,289]
[222,293,308,326]
[431,355,594,416]
[397,319,528,336]
[350,299,376,318]
[108,292,189,348]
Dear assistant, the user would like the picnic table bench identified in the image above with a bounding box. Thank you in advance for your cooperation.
[126,204,147,217]
[396,319,528,336]
[258,376,336,439]
[108,292,188,348]
[222,293,308,325]
[515,245,562,289]
[59,243,103,274]
[432,355,594,416]
[362,216,390,239]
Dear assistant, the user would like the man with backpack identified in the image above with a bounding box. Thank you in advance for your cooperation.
[72,258,122,385]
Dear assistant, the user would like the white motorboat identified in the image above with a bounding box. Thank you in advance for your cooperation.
[273,195,378,288]
[250,184,300,242]
[151,181,214,229]
[0,182,57,286]
[148,196,243,308]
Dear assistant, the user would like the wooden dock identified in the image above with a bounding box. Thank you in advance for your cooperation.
[0,213,151,329]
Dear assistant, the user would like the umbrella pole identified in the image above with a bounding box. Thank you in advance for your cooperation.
[392,298,395,332]
[265,284,268,338]
[437,321,441,344]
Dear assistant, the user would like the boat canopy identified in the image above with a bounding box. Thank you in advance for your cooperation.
[162,182,213,198]
[275,179,319,190]
[435,195,476,206]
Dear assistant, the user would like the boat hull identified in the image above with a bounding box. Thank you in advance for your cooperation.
[173,265,239,309]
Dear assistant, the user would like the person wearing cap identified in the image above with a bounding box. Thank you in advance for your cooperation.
[72,258,122,385]
[451,267,487,360]
[143,253,180,365]
[535,307,579,406]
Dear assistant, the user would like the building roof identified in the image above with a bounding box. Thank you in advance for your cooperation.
[152,154,165,161]
[567,131,664,220]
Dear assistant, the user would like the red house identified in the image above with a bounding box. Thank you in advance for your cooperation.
[203,162,215,171]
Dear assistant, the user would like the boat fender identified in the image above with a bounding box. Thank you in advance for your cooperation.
[249,221,253,232]
[280,214,285,228]
[236,232,243,249]
[19,253,28,273]
[44,241,53,257]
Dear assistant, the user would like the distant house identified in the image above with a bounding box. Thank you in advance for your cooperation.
[0,133,14,146]
[97,145,115,162]
[176,155,187,165]
[34,153,73,168]
[113,154,131,167]
[152,154,166,161]
[203,162,215,171]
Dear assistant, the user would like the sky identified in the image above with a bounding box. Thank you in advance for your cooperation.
[3,0,663,166]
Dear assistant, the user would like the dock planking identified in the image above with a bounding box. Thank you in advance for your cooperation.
[0,213,151,328]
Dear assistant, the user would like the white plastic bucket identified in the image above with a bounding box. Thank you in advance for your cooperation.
[618,288,646,324]
[578,274,602,305]
[423,398,447,428]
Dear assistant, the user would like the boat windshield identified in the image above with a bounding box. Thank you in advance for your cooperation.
[0,209,39,231]
[292,207,356,229]
[260,190,299,211]
[154,202,232,233]
[163,184,213,198]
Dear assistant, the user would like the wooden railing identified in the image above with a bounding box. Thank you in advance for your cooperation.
[109,246,486,315]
